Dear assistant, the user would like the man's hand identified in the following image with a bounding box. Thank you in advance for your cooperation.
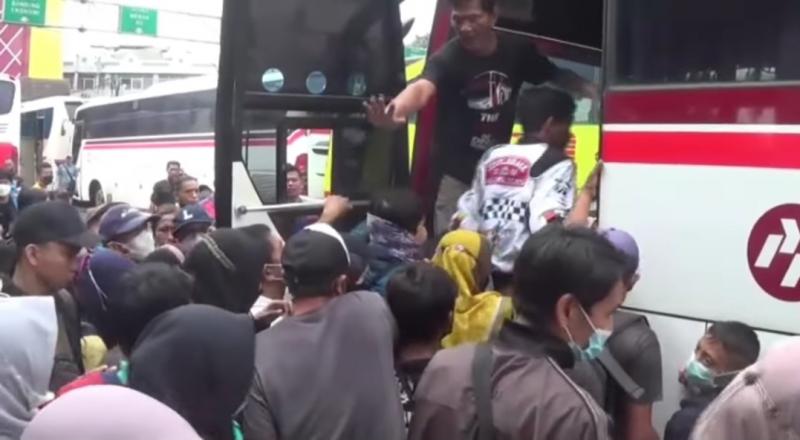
[364,95,406,129]
[583,160,603,199]
[319,195,352,224]
[581,82,600,101]
[251,300,293,332]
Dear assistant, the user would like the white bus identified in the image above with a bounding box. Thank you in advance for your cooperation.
[20,96,83,185]
[73,76,327,208]
[0,75,21,174]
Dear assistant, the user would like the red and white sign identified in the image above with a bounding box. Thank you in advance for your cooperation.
[0,23,29,78]
[747,204,800,302]
[484,156,531,187]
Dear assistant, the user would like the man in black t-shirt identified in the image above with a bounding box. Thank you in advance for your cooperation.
[366,0,595,237]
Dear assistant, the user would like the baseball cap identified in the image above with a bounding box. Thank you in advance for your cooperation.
[282,223,350,288]
[174,204,214,236]
[692,338,800,440]
[12,201,100,249]
[601,228,639,274]
[99,204,156,242]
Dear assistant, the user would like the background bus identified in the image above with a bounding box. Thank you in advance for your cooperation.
[0,75,21,173]
[73,76,328,208]
[20,96,83,185]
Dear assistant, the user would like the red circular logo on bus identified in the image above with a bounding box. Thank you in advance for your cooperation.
[747,204,800,302]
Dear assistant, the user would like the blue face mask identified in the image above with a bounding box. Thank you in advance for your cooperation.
[565,305,612,361]
[685,355,715,389]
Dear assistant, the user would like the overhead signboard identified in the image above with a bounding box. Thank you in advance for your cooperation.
[119,6,157,36]
[3,0,47,26]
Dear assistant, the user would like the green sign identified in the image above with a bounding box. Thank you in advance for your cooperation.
[3,0,47,26]
[119,6,157,36]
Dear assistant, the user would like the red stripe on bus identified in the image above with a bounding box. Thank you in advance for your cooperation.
[603,131,800,169]
[605,87,800,125]
[84,140,275,150]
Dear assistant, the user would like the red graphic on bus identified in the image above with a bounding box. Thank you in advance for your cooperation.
[747,203,800,302]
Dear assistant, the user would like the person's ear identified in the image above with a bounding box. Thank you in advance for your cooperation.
[554,293,579,335]
[24,244,40,267]
[332,274,348,296]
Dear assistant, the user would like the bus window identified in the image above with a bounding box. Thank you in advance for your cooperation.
[0,82,14,115]
[613,0,800,84]
[65,101,82,122]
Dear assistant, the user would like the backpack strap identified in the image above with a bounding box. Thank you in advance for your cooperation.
[471,343,495,440]
[54,290,85,372]
[599,313,650,401]
[596,350,645,400]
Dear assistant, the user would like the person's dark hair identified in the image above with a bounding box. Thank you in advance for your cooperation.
[285,164,300,177]
[0,169,13,182]
[183,229,270,314]
[369,189,424,233]
[175,175,198,192]
[37,162,52,173]
[198,184,212,193]
[387,262,457,346]
[166,160,181,170]
[0,239,16,275]
[155,203,179,217]
[108,263,193,355]
[17,188,47,212]
[707,321,760,370]
[513,224,626,324]
[517,86,577,134]
[449,0,495,13]
[144,247,184,266]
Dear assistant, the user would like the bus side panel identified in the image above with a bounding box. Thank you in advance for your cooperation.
[601,161,800,334]
[79,143,215,208]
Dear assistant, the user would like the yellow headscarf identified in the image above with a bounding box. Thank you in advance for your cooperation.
[433,230,513,348]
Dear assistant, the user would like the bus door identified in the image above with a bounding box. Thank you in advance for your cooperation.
[600,0,800,433]
[20,108,51,183]
[215,0,409,235]
[409,0,602,229]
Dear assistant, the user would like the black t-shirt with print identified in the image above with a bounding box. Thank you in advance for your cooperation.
[422,33,559,184]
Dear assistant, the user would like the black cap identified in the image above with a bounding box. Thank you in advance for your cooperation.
[13,201,100,249]
[282,223,350,287]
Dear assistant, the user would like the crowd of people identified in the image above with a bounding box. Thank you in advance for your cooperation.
[2,0,798,439]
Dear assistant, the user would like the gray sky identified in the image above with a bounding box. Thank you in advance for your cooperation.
[62,0,436,61]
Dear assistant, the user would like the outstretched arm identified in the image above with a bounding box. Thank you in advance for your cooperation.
[364,80,437,129]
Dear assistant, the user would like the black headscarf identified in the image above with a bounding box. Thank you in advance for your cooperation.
[128,304,255,440]
[183,229,269,313]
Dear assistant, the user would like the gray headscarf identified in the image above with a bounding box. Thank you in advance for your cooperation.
[0,296,57,440]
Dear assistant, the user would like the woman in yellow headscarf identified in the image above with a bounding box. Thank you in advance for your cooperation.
[433,230,513,348]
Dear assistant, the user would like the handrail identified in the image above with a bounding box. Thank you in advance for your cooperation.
[236,199,370,215]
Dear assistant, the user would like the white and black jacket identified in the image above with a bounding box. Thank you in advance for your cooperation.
[457,143,576,273]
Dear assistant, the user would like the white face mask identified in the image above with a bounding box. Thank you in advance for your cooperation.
[0,183,11,197]
[126,228,156,261]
